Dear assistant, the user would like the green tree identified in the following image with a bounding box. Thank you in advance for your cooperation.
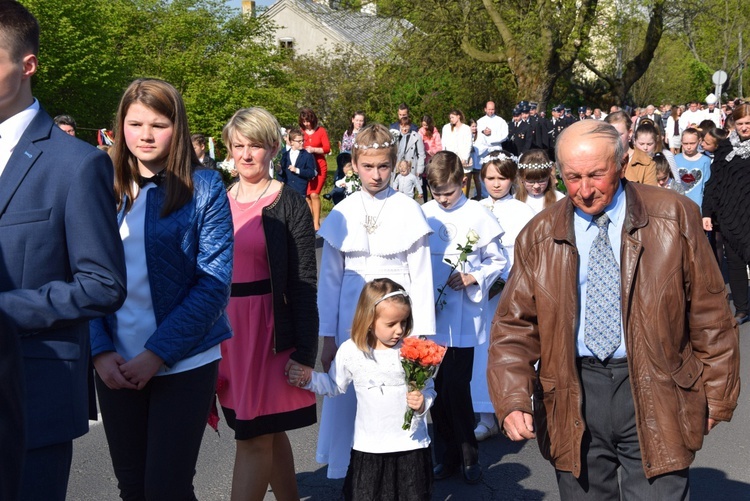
[578,0,667,106]
[25,0,137,140]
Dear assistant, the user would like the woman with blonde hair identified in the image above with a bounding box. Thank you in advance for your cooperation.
[219,107,319,500]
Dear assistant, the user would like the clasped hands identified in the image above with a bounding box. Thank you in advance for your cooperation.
[93,350,164,391]
[285,359,313,388]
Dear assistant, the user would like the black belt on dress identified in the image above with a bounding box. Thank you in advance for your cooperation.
[231,279,271,297]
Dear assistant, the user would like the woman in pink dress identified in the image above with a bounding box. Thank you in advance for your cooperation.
[419,114,442,200]
[299,107,331,230]
[219,107,319,501]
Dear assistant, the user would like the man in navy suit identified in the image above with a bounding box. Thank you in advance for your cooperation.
[0,3,126,500]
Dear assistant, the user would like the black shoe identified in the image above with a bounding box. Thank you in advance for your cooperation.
[462,463,483,484]
[322,193,332,201]
[433,463,458,481]
[736,312,749,325]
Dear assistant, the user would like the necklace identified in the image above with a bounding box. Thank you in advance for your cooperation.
[234,178,272,211]
[361,188,390,234]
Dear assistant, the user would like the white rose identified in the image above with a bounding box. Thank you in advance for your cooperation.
[466,229,480,245]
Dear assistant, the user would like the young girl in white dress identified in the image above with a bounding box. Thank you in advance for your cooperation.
[316,123,435,479]
[515,149,565,214]
[289,279,434,501]
[472,150,536,441]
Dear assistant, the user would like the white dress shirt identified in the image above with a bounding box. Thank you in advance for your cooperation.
[0,99,40,176]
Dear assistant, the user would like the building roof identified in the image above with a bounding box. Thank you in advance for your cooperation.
[267,0,411,58]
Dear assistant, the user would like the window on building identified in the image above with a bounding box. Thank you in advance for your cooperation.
[279,37,294,51]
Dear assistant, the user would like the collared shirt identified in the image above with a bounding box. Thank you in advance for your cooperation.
[573,181,627,359]
[0,99,40,177]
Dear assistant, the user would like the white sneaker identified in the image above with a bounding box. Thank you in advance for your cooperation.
[474,422,499,441]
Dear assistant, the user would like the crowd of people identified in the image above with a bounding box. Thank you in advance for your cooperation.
[0,2,745,501]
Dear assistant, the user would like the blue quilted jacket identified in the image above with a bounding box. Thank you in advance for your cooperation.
[90,169,233,367]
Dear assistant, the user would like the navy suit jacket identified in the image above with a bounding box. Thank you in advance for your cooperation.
[279,148,316,196]
[0,109,126,451]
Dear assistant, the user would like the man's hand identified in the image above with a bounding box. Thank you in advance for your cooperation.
[483,127,492,136]
[93,352,138,390]
[321,337,338,372]
[503,410,536,441]
[702,217,713,231]
[119,350,164,390]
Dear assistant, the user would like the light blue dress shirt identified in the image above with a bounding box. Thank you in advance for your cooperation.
[574,182,628,359]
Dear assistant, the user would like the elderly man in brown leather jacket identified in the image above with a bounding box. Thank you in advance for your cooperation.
[487,120,740,500]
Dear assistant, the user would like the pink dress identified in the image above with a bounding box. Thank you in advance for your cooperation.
[217,191,316,438]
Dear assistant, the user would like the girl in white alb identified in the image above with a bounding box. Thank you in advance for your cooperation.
[289,279,434,501]
[472,150,536,440]
[316,123,435,479]
[515,149,565,214]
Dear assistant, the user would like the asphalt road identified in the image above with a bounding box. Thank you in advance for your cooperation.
[67,237,750,500]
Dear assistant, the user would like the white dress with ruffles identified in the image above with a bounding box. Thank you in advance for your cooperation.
[315,188,435,479]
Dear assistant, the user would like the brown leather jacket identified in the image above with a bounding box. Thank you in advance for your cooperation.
[487,181,740,479]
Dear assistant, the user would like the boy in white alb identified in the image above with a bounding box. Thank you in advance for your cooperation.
[421,151,506,484]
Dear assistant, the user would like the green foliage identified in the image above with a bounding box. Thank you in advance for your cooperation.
[24,0,295,151]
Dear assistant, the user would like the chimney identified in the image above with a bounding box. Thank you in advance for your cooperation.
[241,0,256,16]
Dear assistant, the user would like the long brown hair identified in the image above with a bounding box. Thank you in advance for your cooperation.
[515,149,558,208]
[111,79,197,217]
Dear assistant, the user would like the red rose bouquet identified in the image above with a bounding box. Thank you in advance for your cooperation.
[400,336,447,430]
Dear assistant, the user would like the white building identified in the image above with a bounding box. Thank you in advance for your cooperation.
[253,0,409,58]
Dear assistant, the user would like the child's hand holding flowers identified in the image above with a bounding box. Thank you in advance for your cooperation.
[435,229,480,309]
[406,390,425,414]
[400,337,447,430]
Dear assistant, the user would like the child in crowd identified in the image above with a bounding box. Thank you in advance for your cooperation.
[654,152,685,194]
[700,127,728,159]
[279,128,317,197]
[393,160,423,200]
[395,118,426,182]
[315,123,435,479]
[325,162,361,203]
[633,120,680,180]
[288,279,434,501]
[675,128,711,207]
[472,150,535,441]
[515,149,565,214]
[422,150,506,484]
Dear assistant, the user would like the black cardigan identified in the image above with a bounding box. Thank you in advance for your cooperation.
[259,185,319,367]
[703,138,750,262]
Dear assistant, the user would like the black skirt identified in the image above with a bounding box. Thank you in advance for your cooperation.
[343,447,433,501]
